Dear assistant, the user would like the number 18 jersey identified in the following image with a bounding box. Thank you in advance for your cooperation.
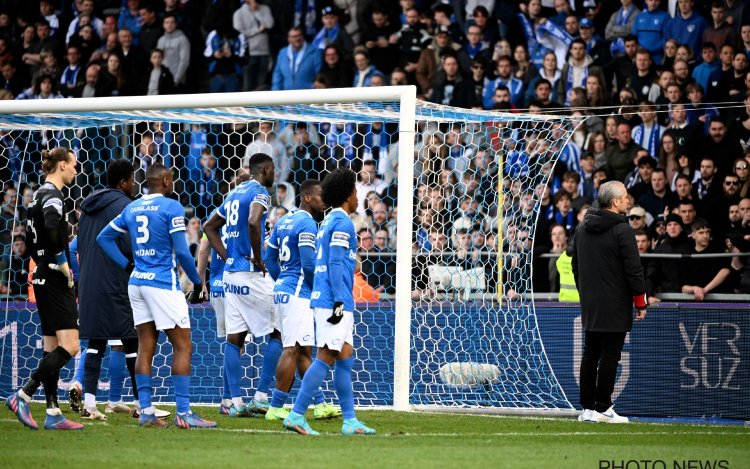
[216,179,270,273]
[109,193,186,291]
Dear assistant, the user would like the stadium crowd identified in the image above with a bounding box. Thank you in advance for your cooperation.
[1,0,750,300]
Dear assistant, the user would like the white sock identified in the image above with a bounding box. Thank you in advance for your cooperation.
[18,390,31,402]
[142,406,155,415]
[221,399,232,408]
[46,407,62,416]
[232,397,245,409]
[84,393,96,409]
[253,391,268,402]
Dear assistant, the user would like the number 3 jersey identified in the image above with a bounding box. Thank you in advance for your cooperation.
[310,208,356,311]
[109,193,186,291]
[216,179,270,274]
[267,209,317,299]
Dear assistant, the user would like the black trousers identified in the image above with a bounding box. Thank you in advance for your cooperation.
[579,330,627,412]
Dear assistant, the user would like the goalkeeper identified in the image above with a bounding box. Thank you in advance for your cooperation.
[6,147,83,430]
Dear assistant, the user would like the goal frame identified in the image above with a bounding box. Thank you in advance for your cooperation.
[0,86,418,411]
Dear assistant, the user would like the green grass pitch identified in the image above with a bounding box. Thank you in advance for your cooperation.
[0,403,747,468]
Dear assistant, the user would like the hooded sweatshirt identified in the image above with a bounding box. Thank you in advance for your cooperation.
[77,188,136,339]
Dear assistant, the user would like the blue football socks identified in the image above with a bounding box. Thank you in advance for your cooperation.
[334,356,356,420]
[135,373,152,412]
[292,359,330,415]
[258,338,282,396]
[271,388,289,409]
[224,342,243,398]
[173,375,191,415]
[73,346,86,384]
[108,350,127,403]
[312,388,325,405]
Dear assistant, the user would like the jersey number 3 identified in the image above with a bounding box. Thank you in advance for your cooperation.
[135,215,150,244]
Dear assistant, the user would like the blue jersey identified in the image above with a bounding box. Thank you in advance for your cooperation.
[310,208,356,311]
[109,194,186,291]
[216,180,270,273]
[267,209,317,298]
[205,208,227,297]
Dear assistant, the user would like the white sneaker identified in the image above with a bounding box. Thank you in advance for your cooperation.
[132,403,171,419]
[105,402,134,414]
[153,408,171,419]
[81,407,108,420]
[597,407,629,424]
[577,409,593,422]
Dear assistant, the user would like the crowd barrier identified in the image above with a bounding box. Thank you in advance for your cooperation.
[0,302,747,420]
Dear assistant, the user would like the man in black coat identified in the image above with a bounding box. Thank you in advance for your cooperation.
[430,53,477,109]
[572,180,647,423]
[76,159,142,418]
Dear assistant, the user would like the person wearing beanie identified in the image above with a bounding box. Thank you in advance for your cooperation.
[645,211,691,303]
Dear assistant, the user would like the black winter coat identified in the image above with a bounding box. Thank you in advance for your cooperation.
[645,232,691,297]
[77,189,136,339]
[572,208,646,332]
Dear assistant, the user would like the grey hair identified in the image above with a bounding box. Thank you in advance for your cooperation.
[597,181,624,209]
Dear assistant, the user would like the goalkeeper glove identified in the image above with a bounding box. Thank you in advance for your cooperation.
[327,302,344,325]
[185,284,206,304]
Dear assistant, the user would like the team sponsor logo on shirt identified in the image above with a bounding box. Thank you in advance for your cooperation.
[332,231,350,243]
[172,217,185,229]
[43,197,63,215]
[299,233,316,244]
[253,194,271,207]
[131,271,156,280]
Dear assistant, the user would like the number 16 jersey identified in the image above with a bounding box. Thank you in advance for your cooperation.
[267,209,317,299]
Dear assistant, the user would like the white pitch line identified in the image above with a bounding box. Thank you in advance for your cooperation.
[1,417,747,436]
[210,428,750,437]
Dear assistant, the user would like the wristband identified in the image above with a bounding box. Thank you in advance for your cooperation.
[632,293,647,308]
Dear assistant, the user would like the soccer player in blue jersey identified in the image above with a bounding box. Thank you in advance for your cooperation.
[283,168,376,436]
[203,153,279,417]
[196,169,250,415]
[263,180,341,421]
[97,163,216,429]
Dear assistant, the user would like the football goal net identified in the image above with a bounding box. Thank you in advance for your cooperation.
[0,87,580,414]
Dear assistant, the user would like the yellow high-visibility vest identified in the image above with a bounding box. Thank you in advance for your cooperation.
[556,251,580,302]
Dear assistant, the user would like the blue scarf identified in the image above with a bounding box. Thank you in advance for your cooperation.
[287,43,307,79]
[294,0,316,37]
[544,203,554,221]
[364,124,388,163]
[313,24,340,50]
[518,13,538,51]
[327,123,356,161]
[417,227,431,252]
[554,209,575,232]
[564,64,588,106]
[465,41,485,59]
[616,5,635,26]
[632,123,661,157]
